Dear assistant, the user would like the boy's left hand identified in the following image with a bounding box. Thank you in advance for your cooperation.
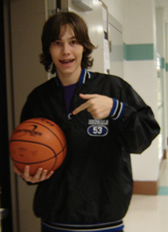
[72,94,113,119]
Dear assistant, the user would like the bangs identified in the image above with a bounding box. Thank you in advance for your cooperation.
[48,13,87,45]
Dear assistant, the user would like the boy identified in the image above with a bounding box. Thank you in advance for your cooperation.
[14,12,160,232]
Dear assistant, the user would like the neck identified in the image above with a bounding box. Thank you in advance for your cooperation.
[56,68,82,86]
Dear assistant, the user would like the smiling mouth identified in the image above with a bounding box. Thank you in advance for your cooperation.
[60,59,75,64]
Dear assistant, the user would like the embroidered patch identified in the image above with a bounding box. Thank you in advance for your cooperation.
[87,119,109,137]
[87,125,108,137]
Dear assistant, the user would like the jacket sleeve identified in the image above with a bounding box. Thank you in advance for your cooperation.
[111,82,160,154]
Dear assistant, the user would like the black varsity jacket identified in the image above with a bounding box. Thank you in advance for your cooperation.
[20,71,160,224]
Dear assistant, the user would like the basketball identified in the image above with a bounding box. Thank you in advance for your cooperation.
[9,118,67,175]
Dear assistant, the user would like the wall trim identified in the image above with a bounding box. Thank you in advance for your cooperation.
[166,63,168,71]
[160,57,165,69]
[124,43,155,61]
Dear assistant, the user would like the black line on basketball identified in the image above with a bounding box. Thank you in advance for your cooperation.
[11,155,57,165]
[24,119,65,150]
[9,139,63,160]
[12,156,58,173]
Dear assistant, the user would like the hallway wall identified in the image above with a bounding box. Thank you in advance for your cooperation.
[123,0,159,184]
[104,0,162,189]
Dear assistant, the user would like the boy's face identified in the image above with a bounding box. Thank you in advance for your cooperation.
[49,24,84,86]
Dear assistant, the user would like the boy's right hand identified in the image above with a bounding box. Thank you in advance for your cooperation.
[14,165,54,183]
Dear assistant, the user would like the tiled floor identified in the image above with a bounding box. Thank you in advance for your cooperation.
[124,158,168,232]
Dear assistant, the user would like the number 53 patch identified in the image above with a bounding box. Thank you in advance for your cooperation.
[87,125,108,137]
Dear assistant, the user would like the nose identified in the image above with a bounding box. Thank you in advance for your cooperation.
[62,43,70,55]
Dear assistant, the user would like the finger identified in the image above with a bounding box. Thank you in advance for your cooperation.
[33,169,54,182]
[40,169,48,181]
[26,168,43,183]
[23,165,30,177]
[21,165,31,181]
[73,101,90,115]
[73,94,98,115]
[33,167,43,179]
[46,170,54,179]
[79,93,98,100]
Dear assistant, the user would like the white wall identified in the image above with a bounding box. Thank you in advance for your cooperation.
[103,0,124,25]
[104,0,160,182]
[123,0,156,44]
[165,7,168,159]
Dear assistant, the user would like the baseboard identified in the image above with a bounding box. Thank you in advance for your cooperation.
[133,149,167,195]
[163,149,167,159]
[133,180,158,195]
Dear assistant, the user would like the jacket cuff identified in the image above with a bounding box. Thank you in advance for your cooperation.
[109,98,125,120]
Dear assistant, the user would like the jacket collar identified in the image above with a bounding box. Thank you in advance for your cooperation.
[55,68,91,86]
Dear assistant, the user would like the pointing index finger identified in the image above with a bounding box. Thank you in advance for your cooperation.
[72,94,96,115]
[72,101,89,115]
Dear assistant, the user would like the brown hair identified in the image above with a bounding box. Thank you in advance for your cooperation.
[40,12,96,74]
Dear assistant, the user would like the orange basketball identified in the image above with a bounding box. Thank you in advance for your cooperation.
[9,118,67,175]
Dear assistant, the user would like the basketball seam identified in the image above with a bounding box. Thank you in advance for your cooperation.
[11,156,57,165]
[25,120,65,150]
[11,145,66,171]
[9,139,65,161]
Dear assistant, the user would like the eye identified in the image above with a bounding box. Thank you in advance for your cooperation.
[55,41,61,46]
[51,40,61,46]
[71,40,78,45]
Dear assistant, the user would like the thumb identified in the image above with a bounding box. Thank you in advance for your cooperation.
[79,93,97,100]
